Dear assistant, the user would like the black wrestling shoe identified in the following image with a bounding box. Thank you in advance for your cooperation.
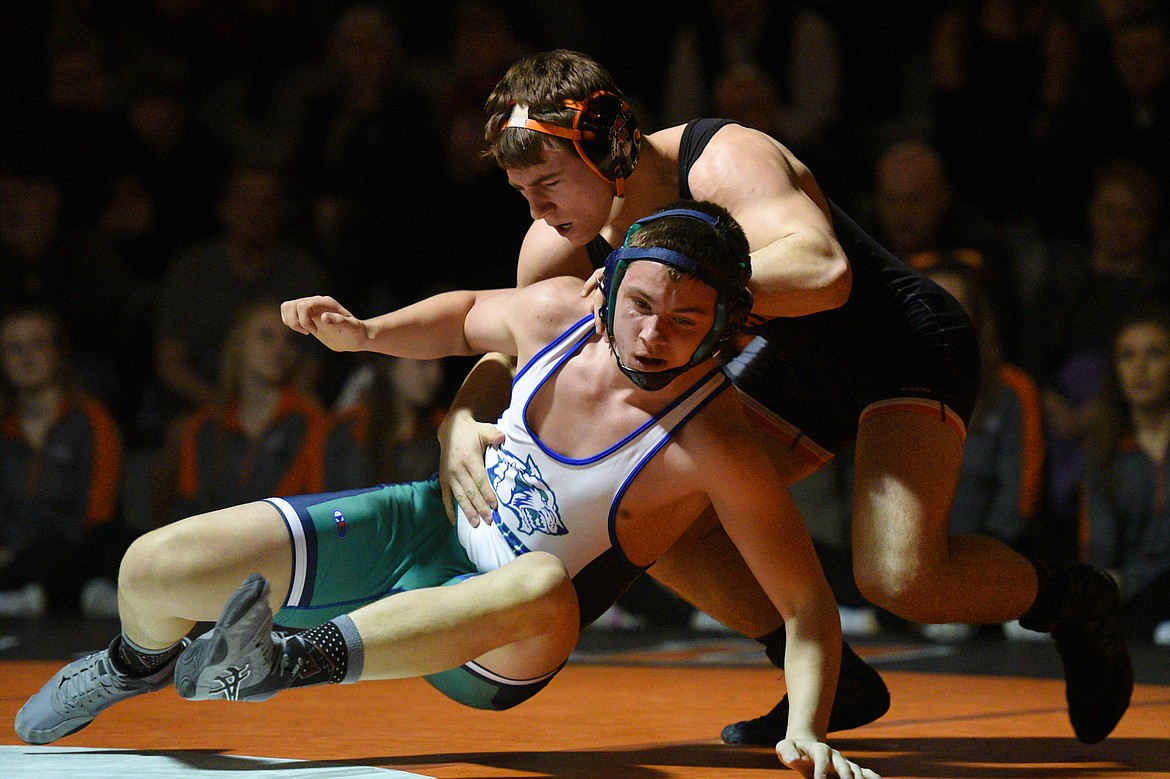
[720,641,889,744]
[1048,565,1132,744]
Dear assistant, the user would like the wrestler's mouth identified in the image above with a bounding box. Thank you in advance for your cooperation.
[629,354,666,369]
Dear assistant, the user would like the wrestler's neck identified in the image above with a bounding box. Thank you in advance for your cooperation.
[604,135,680,234]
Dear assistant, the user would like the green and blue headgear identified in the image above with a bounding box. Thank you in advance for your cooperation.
[598,207,752,390]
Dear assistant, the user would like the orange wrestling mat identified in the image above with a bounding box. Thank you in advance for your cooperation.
[2,659,1167,778]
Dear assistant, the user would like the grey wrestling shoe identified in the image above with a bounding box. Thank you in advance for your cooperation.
[15,636,188,744]
[175,573,290,702]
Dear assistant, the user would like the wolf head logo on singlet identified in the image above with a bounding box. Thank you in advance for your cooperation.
[488,448,566,537]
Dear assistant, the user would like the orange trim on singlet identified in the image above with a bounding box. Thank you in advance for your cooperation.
[858,397,968,441]
[733,389,834,468]
[998,364,1046,519]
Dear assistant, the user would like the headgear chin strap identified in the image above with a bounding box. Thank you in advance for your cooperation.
[598,208,752,391]
[504,92,640,197]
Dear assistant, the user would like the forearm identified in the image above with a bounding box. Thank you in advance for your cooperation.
[780,598,842,741]
[363,290,482,359]
[748,234,851,318]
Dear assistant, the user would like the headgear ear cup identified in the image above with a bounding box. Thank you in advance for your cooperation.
[565,91,640,185]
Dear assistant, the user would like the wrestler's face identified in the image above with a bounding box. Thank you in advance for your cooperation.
[506,145,614,245]
[609,261,717,377]
[1115,321,1170,413]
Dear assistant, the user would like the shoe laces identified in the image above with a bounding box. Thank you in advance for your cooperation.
[57,654,117,712]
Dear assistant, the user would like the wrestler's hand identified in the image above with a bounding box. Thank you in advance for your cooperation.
[582,268,607,338]
[438,407,504,527]
[281,296,369,353]
[778,739,881,779]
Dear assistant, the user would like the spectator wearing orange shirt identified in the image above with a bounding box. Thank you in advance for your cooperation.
[0,308,126,615]
[166,300,328,521]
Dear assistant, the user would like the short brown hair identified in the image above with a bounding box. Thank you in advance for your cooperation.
[484,50,624,169]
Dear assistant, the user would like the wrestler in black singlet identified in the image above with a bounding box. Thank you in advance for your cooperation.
[589,119,980,455]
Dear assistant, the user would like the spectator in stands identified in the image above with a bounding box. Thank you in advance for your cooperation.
[288,4,443,309]
[868,139,1025,352]
[929,0,1078,220]
[1041,4,1170,237]
[1083,303,1170,645]
[1021,160,1169,539]
[0,308,126,617]
[154,163,328,416]
[325,354,448,491]
[662,0,843,149]
[164,300,329,522]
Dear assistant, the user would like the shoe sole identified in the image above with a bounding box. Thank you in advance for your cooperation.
[15,706,98,745]
[15,639,188,745]
[175,575,272,701]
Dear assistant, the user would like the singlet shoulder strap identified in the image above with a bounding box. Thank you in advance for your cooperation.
[678,119,740,199]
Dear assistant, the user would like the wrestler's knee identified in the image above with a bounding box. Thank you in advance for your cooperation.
[509,552,578,632]
[119,527,181,601]
[119,520,221,601]
[852,548,940,620]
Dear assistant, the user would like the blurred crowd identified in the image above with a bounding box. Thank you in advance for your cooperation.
[2,0,1168,645]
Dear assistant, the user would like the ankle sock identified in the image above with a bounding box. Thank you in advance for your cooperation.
[755,625,787,669]
[283,614,364,688]
[1018,558,1069,633]
[115,633,184,677]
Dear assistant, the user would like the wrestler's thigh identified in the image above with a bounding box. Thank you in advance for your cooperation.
[851,409,964,574]
[124,501,292,621]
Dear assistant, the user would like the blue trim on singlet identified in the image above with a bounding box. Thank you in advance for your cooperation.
[281,500,318,606]
[524,352,731,466]
[514,315,595,386]
[605,371,732,569]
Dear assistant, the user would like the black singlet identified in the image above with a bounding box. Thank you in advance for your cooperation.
[592,119,980,454]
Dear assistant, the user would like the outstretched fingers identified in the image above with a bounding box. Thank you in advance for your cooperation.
[777,739,881,779]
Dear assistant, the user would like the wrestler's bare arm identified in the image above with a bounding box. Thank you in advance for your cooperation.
[684,123,851,319]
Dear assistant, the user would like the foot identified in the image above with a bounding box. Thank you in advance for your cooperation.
[15,636,187,744]
[720,642,890,745]
[174,573,291,702]
[1050,565,1132,744]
